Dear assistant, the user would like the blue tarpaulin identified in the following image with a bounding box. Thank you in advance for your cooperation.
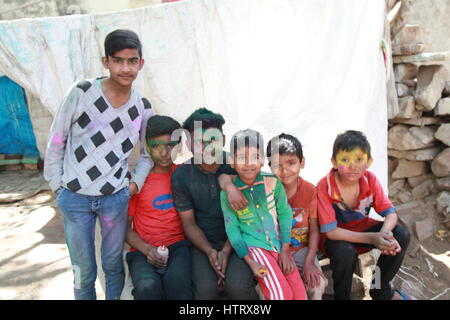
[0,76,39,158]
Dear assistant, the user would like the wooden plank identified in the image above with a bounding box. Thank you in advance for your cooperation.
[23,163,38,170]
[5,164,23,171]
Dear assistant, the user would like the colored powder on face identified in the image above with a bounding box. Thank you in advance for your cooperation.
[335,148,369,168]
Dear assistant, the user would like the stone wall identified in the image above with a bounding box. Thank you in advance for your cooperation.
[387,0,450,241]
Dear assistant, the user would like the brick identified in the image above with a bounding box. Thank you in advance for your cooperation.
[431,148,450,177]
[435,98,450,116]
[415,218,434,241]
[415,65,449,111]
[392,160,428,179]
[435,123,450,146]
[394,64,418,82]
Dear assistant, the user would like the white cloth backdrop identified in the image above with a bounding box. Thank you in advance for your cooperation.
[0,0,388,187]
[0,0,389,299]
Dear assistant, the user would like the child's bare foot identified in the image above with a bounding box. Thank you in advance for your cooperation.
[391,290,416,300]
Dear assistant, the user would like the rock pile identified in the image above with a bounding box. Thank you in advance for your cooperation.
[388,21,450,241]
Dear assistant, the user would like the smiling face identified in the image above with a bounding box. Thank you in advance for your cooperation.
[232,146,264,185]
[270,153,304,186]
[102,48,144,88]
[332,147,372,182]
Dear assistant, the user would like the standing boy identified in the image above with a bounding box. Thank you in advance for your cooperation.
[220,129,307,300]
[125,115,192,300]
[267,133,327,300]
[317,130,412,300]
[44,29,153,300]
[171,108,258,300]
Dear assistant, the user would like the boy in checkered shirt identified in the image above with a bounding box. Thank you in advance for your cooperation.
[44,29,154,300]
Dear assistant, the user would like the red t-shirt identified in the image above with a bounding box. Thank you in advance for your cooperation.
[288,177,317,252]
[128,165,185,251]
[317,168,396,254]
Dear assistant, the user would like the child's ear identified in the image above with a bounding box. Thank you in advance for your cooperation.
[139,58,145,70]
[300,157,305,169]
[259,154,265,166]
[227,153,234,168]
[331,158,338,169]
[101,56,109,69]
[367,157,373,168]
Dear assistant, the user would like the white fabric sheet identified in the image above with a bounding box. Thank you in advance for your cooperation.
[0,0,388,187]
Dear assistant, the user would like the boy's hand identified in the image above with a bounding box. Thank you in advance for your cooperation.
[225,183,247,211]
[129,182,138,196]
[379,231,401,255]
[247,259,268,279]
[370,232,397,252]
[279,246,296,275]
[146,246,166,268]
[208,248,226,280]
[217,249,230,277]
[302,261,326,288]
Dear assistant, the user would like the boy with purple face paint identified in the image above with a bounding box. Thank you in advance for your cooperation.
[44,29,154,300]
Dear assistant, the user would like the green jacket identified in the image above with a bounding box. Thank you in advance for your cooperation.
[220,172,293,259]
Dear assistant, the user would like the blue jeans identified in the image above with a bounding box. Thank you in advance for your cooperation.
[56,186,130,300]
[126,240,193,300]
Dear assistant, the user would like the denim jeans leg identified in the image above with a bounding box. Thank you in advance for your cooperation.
[57,188,97,300]
[96,187,130,300]
[163,240,193,300]
[126,251,164,300]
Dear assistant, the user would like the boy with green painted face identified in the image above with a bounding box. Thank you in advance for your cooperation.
[125,115,192,300]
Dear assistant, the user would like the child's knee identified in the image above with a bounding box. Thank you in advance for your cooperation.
[393,225,410,247]
[326,240,358,261]
[133,278,163,300]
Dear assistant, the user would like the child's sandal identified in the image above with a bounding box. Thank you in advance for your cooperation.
[393,289,415,300]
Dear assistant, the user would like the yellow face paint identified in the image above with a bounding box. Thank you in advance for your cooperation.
[335,148,370,169]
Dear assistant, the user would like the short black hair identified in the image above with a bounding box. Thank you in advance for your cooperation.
[146,115,181,141]
[182,108,225,133]
[332,130,372,159]
[266,133,303,164]
[104,29,142,58]
[230,129,264,157]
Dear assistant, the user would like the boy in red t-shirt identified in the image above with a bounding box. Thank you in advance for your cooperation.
[317,130,413,300]
[267,133,327,300]
[125,115,192,300]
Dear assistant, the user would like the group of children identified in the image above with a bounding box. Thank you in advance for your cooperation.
[44,29,413,301]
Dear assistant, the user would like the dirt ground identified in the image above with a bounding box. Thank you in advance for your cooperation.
[0,170,449,300]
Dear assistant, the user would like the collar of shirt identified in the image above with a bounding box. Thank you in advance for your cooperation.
[326,168,371,207]
[233,172,265,191]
